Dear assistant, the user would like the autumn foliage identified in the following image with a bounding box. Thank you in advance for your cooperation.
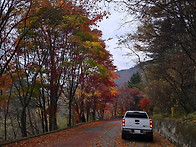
[138,98,152,112]
[117,0,196,115]
[0,0,118,141]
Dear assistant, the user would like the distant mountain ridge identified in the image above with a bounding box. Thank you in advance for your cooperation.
[114,64,142,87]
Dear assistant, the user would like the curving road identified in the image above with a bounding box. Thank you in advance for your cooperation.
[88,120,175,147]
[4,120,175,147]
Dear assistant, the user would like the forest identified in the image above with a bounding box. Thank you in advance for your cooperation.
[117,0,196,115]
[0,0,196,142]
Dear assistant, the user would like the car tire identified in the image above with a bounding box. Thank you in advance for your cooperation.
[149,134,153,142]
[122,131,126,140]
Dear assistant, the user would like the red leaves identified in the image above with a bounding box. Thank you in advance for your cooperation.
[16,48,22,56]
[1,101,9,109]
[138,98,152,112]
[75,55,82,61]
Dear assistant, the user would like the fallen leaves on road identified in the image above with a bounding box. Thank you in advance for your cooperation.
[115,132,176,147]
[4,121,106,147]
[3,120,176,147]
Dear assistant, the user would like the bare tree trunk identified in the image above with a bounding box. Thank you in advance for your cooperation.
[21,107,27,137]
[68,90,72,126]
[9,113,17,139]
[49,102,57,131]
[114,97,118,118]
[0,90,8,140]
[39,109,45,133]
[4,95,11,140]
[121,106,124,117]
[4,107,8,140]
[42,86,48,132]
[92,97,96,121]
[68,78,78,126]
[28,107,35,135]
[86,101,90,122]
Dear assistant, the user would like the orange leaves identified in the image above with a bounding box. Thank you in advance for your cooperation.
[110,72,119,80]
[0,73,13,106]
[0,74,12,91]
[110,87,119,97]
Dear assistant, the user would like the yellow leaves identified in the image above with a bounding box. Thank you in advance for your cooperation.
[91,42,101,48]
[90,42,103,54]
[94,91,101,97]
[63,15,75,25]
[28,17,39,27]
[63,14,88,30]
[97,64,108,78]
[84,89,101,98]
[36,78,43,83]
[85,92,93,97]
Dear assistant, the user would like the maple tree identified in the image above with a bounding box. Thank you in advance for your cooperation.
[0,0,117,141]
[87,42,118,120]
[138,98,152,113]
[114,84,144,116]
[89,73,118,120]
[0,72,13,140]
[16,0,110,129]
[71,32,118,122]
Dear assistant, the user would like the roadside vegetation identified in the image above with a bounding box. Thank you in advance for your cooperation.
[114,0,196,121]
[0,0,118,142]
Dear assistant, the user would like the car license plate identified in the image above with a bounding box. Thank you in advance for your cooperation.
[134,130,141,134]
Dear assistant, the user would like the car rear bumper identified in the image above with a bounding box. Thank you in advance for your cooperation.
[122,128,153,135]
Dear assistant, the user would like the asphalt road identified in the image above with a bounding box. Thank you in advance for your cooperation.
[44,120,175,147]
[4,120,175,147]
[87,120,175,147]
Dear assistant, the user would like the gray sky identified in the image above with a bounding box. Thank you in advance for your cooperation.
[97,5,139,71]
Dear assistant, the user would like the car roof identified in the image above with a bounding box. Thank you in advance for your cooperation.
[125,111,147,113]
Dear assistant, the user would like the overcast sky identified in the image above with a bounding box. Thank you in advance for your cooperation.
[97,4,139,71]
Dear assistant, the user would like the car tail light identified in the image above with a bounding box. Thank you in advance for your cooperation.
[150,120,153,128]
[122,119,125,126]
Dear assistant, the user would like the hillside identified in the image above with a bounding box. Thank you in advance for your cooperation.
[114,64,142,87]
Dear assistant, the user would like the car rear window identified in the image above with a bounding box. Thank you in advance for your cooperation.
[125,112,148,118]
